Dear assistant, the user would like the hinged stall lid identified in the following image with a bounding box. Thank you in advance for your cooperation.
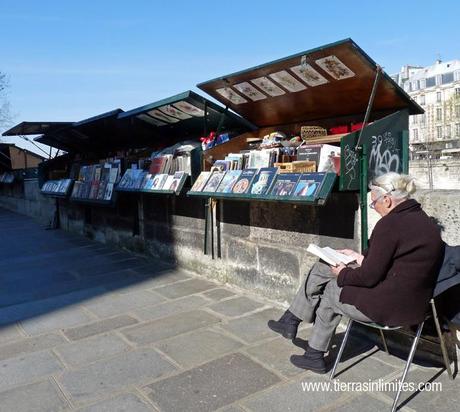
[198,39,423,128]
[118,90,255,139]
[2,121,73,137]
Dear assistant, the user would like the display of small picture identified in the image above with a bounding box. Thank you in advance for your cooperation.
[269,70,306,92]
[190,171,211,192]
[250,77,285,97]
[232,169,258,194]
[158,105,192,120]
[216,87,248,105]
[137,114,167,127]
[315,56,355,80]
[216,170,242,193]
[172,101,205,117]
[290,64,329,87]
[269,174,301,196]
[293,173,326,198]
[203,171,226,192]
[233,82,267,101]
[147,109,180,123]
[248,167,278,195]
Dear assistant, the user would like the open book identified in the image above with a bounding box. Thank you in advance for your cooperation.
[307,244,356,267]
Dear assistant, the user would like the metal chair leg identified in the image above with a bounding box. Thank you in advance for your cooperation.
[391,321,424,412]
[379,329,390,355]
[330,318,353,380]
[430,299,453,380]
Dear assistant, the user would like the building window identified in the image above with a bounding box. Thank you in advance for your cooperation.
[426,77,436,87]
[420,114,426,125]
[436,108,443,121]
[419,79,426,89]
[411,80,418,91]
[412,115,418,124]
[404,82,410,92]
[446,125,451,138]
[446,142,453,149]
[412,129,419,141]
[456,104,460,118]
[442,72,454,84]
[420,95,425,105]
[456,123,460,136]
[437,91,442,102]
[437,126,443,139]
[455,88,460,97]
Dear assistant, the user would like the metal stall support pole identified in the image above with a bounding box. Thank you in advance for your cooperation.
[402,130,409,174]
[359,144,369,251]
[355,65,382,252]
[204,199,210,255]
[138,193,145,241]
[210,198,215,259]
[216,199,222,258]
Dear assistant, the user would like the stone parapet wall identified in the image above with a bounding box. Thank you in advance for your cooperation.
[410,158,460,190]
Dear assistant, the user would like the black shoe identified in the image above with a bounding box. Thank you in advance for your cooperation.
[267,310,301,340]
[290,345,327,374]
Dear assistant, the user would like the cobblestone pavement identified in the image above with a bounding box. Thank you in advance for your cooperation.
[0,208,457,412]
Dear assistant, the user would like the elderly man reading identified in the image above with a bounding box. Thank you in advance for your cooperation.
[268,172,444,373]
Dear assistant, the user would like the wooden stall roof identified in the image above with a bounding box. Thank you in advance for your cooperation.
[197,38,423,128]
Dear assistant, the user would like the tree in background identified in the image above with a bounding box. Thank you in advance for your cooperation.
[0,71,12,129]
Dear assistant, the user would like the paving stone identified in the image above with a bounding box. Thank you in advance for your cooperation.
[208,296,265,318]
[153,278,217,299]
[203,288,236,301]
[55,333,131,367]
[220,308,284,344]
[83,290,167,318]
[20,306,94,336]
[330,350,398,383]
[0,379,69,412]
[380,365,456,412]
[77,392,155,412]
[63,314,139,341]
[0,287,106,326]
[0,333,66,361]
[0,351,63,392]
[156,329,244,368]
[122,310,221,345]
[133,295,208,321]
[0,324,23,344]
[105,270,190,294]
[59,348,176,402]
[241,375,343,412]
[144,353,280,412]
[244,337,306,378]
[326,394,390,412]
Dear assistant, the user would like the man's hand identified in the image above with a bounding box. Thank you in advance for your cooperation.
[337,249,365,266]
[330,263,346,276]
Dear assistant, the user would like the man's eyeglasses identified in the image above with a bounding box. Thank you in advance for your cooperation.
[369,192,391,209]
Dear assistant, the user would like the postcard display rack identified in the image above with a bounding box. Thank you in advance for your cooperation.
[188,39,422,256]
[41,179,74,198]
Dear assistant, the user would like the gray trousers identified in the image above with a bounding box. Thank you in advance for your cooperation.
[289,261,372,352]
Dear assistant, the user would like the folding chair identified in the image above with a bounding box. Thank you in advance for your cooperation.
[329,298,454,412]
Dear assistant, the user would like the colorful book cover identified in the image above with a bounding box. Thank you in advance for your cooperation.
[292,173,327,198]
[318,145,341,173]
[269,174,301,196]
[161,175,175,191]
[104,183,114,200]
[190,171,211,192]
[248,167,278,195]
[203,171,226,193]
[231,169,258,194]
[151,174,169,190]
[216,170,242,193]
[168,171,187,193]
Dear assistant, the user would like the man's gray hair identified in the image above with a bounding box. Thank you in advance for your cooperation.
[369,172,416,201]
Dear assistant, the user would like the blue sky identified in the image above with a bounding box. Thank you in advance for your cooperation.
[1,0,459,154]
